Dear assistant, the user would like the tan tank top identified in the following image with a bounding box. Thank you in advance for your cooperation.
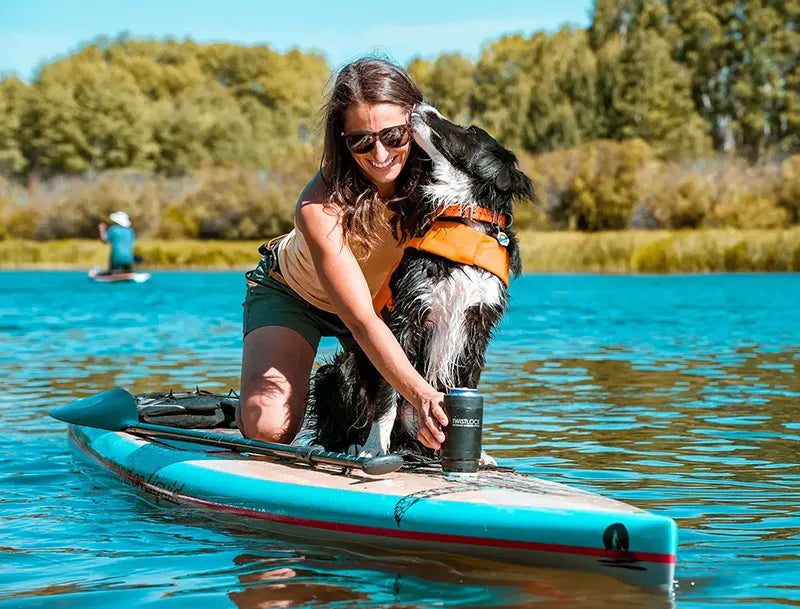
[276,211,405,313]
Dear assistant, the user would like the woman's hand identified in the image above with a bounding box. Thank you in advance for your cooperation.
[415,389,448,450]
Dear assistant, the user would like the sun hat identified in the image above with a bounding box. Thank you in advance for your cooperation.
[109,211,131,228]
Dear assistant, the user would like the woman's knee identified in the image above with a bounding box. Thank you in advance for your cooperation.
[238,381,305,443]
[238,326,315,443]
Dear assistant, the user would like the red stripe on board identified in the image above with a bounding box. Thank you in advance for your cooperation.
[69,428,676,565]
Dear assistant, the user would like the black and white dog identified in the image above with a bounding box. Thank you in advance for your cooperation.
[305,104,534,459]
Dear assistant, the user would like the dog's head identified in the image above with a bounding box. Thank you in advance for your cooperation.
[410,104,534,215]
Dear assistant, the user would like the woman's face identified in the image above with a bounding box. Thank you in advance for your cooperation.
[342,102,411,197]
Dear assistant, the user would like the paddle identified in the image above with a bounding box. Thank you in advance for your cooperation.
[50,388,404,476]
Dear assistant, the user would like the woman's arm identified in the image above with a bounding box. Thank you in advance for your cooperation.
[296,192,448,450]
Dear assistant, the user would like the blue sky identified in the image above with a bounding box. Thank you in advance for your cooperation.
[0,0,593,81]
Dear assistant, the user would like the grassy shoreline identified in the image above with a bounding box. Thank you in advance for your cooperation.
[1,228,799,273]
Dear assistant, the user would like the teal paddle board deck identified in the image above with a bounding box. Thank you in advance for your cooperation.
[64,401,678,593]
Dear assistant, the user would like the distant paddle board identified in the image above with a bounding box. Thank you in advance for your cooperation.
[88,266,151,283]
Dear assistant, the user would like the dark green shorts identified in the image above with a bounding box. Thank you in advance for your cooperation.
[242,255,353,351]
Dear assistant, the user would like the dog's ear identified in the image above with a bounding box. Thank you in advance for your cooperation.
[496,163,535,200]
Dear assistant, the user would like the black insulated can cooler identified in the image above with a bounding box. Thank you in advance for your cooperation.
[441,388,484,473]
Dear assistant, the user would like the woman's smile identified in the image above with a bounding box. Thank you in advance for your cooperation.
[369,155,398,171]
[343,102,411,197]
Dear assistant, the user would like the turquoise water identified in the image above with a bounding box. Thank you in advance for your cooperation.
[2,270,799,608]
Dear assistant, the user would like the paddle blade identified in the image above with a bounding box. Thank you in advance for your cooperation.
[361,454,405,475]
[49,388,139,431]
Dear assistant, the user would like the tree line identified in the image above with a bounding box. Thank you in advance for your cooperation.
[409,0,800,162]
[0,39,329,176]
[1,0,799,237]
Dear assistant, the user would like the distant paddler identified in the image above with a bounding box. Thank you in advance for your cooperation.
[97,211,136,276]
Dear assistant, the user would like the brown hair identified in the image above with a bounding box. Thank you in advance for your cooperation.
[320,57,425,256]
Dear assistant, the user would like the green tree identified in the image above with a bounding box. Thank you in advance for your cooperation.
[472,34,534,151]
[0,77,30,174]
[777,2,800,153]
[198,45,329,149]
[407,57,434,92]
[152,82,251,176]
[589,0,641,48]
[667,1,735,152]
[670,0,793,159]
[731,0,800,159]
[408,54,474,123]
[602,29,711,158]
[100,37,208,100]
[522,27,604,152]
[21,58,155,174]
[472,28,605,153]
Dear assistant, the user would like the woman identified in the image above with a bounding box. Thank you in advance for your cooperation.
[238,58,448,451]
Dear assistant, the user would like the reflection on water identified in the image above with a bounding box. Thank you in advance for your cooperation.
[225,551,675,609]
[2,271,799,608]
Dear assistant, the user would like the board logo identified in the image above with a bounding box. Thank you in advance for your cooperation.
[599,523,647,571]
[603,522,629,552]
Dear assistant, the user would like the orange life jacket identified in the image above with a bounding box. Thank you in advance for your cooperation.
[371,219,510,315]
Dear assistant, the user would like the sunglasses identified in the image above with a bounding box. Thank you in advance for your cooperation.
[340,124,411,154]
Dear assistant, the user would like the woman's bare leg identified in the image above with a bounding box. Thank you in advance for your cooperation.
[238,325,316,443]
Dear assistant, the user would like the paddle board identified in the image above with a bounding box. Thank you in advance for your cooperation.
[88,266,151,283]
[62,390,678,593]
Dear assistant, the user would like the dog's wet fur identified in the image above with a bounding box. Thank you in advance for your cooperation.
[305,104,534,458]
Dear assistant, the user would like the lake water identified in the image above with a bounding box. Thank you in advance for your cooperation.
[2,271,798,608]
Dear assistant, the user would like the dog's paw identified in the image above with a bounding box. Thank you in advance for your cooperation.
[357,447,385,459]
[357,441,388,459]
[479,451,497,467]
[346,444,362,457]
[290,426,317,447]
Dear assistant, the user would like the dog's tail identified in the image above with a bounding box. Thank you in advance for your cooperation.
[308,350,378,453]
